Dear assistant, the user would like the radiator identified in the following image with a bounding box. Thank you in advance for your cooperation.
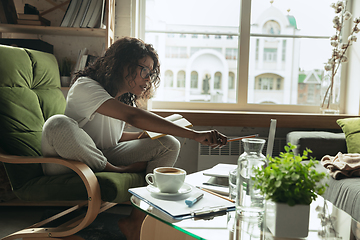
[197,137,286,171]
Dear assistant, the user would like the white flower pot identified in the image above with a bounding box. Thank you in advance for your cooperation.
[266,201,310,238]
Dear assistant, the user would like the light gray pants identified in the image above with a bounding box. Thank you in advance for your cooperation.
[41,115,181,175]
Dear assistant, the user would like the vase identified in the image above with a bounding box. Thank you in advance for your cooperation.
[236,138,266,220]
[320,74,340,114]
[266,201,310,238]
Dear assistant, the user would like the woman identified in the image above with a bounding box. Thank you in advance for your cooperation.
[41,37,227,240]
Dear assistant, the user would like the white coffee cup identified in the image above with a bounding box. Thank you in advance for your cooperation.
[145,167,186,193]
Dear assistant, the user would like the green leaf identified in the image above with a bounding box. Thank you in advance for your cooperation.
[291,174,300,181]
[275,180,281,188]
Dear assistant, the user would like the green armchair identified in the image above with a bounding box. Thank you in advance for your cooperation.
[0,45,144,239]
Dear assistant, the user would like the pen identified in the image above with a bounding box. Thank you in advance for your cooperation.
[185,192,204,207]
[227,134,259,143]
[202,182,227,188]
[137,132,145,139]
[197,186,235,203]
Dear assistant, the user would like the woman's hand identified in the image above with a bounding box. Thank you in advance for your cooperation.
[193,130,227,148]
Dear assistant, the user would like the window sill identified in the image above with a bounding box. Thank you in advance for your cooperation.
[151,109,358,129]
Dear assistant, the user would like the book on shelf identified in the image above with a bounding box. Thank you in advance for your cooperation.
[17,19,50,26]
[61,0,105,28]
[60,0,78,27]
[68,0,83,27]
[0,0,18,24]
[86,0,103,28]
[71,47,88,81]
[80,0,97,27]
[72,0,91,28]
[143,114,193,139]
[17,14,50,26]
[78,54,98,71]
[99,0,106,29]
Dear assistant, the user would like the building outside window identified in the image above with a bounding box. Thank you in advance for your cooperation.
[164,70,173,87]
[228,72,235,89]
[142,0,355,113]
[214,72,222,89]
[191,71,199,89]
[263,48,277,62]
[177,70,186,88]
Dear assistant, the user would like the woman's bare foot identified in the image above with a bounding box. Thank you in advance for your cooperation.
[118,207,146,240]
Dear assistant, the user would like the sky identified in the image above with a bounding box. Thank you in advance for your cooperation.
[146,0,350,71]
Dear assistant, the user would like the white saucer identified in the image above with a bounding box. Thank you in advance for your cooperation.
[146,183,192,197]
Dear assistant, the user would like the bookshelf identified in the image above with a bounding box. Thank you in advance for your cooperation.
[0,0,115,49]
[0,0,115,91]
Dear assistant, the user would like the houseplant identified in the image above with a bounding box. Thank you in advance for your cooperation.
[321,0,360,114]
[252,143,327,238]
[59,57,72,87]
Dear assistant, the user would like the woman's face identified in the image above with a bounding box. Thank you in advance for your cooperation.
[127,55,155,96]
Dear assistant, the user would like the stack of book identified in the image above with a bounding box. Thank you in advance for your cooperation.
[60,0,106,28]
[17,13,50,26]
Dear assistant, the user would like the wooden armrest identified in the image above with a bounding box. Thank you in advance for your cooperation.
[0,152,102,238]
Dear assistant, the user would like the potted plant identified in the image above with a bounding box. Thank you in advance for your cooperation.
[252,143,327,238]
[59,57,72,87]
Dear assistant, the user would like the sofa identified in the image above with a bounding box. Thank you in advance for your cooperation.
[287,118,360,239]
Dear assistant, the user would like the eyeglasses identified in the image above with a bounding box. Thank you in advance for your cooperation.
[137,64,157,82]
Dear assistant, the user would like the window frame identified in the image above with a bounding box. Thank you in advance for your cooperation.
[135,0,359,114]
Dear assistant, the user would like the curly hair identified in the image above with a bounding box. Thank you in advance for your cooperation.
[74,37,160,107]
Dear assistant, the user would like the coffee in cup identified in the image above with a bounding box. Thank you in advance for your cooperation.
[145,167,186,193]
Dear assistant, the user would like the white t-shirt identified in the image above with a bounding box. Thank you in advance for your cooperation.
[64,77,125,150]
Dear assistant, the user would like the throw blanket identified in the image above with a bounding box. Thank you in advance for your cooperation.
[321,152,360,179]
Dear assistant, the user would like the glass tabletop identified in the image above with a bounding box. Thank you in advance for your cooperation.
[131,170,345,240]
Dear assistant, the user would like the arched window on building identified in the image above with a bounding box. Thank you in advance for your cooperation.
[255,74,283,90]
[177,70,185,88]
[229,72,235,89]
[214,72,222,89]
[191,71,198,89]
[165,70,173,87]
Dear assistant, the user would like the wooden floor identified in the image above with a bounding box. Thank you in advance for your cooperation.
[0,204,132,240]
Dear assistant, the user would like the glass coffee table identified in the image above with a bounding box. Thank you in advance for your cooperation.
[131,170,350,240]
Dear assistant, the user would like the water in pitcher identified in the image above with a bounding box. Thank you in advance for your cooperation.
[236,138,266,220]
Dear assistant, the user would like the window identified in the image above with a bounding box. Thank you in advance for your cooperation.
[142,0,357,113]
[177,70,186,88]
[263,48,277,62]
[282,40,286,61]
[164,70,173,87]
[256,77,273,90]
[229,72,235,89]
[276,78,282,90]
[225,48,238,60]
[165,46,187,58]
[191,71,198,88]
[214,72,222,89]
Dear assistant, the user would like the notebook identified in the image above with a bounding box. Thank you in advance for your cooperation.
[129,184,235,220]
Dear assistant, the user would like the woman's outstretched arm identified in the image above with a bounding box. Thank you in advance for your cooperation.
[96,98,227,147]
